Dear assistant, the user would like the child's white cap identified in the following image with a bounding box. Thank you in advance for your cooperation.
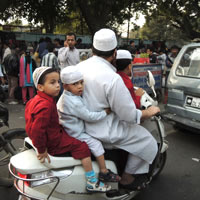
[33,66,52,88]
[93,28,117,51]
[61,66,83,84]
[116,49,132,60]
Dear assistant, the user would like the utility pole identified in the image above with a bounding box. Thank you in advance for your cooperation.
[127,1,131,45]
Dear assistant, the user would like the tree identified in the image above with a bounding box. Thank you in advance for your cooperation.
[55,9,90,35]
[0,0,12,12]
[0,0,69,33]
[144,0,200,40]
[138,15,189,41]
[68,0,149,35]
[0,0,149,36]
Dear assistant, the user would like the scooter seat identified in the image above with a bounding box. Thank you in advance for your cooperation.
[17,137,82,171]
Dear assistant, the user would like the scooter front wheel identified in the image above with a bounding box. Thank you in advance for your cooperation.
[151,151,167,179]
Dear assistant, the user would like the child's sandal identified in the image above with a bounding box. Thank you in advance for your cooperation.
[99,169,121,182]
[86,180,111,193]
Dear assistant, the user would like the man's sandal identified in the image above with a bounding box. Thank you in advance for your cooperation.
[86,180,112,193]
[99,169,121,182]
[119,174,149,191]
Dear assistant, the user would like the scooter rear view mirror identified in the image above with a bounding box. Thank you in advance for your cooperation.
[146,70,155,87]
[146,70,156,98]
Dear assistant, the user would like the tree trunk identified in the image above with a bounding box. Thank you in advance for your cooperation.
[76,0,112,35]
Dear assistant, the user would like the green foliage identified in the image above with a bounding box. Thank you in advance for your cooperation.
[55,10,90,35]
[67,0,149,35]
[144,0,200,39]
[0,0,69,33]
[139,15,189,41]
[1,0,199,40]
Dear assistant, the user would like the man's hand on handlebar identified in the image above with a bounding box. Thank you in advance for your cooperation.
[141,106,160,120]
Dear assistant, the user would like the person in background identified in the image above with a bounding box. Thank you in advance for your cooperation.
[19,49,37,105]
[0,65,4,85]
[165,45,179,87]
[58,33,80,70]
[2,41,11,64]
[127,40,136,55]
[116,50,144,109]
[37,37,52,60]
[41,43,59,69]
[157,49,167,71]
[2,47,20,104]
[53,38,62,57]
[76,38,83,49]
[146,48,157,63]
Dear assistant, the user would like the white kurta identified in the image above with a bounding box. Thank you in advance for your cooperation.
[56,90,107,157]
[77,56,158,174]
[58,47,80,70]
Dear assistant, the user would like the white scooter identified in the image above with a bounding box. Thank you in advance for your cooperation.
[9,71,168,200]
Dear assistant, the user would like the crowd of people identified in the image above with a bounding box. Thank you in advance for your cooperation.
[0,33,83,104]
[0,35,179,104]
[0,29,179,192]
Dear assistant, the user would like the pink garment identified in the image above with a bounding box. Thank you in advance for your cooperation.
[26,63,31,83]
[19,56,25,87]
[19,56,32,87]
[22,87,34,103]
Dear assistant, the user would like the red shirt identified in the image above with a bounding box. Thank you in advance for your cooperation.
[25,91,90,159]
[117,71,141,109]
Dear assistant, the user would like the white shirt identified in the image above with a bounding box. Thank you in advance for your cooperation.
[58,47,80,70]
[41,52,59,69]
[2,47,11,63]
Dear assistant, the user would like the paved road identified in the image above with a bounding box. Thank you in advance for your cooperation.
[0,103,200,200]
[134,128,200,200]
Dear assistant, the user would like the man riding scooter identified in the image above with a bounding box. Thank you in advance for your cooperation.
[77,28,160,191]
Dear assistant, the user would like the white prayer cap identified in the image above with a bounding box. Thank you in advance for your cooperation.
[116,49,132,60]
[33,66,52,88]
[61,66,83,84]
[93,28,117,51]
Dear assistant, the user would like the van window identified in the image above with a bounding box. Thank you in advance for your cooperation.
[176,47,200,78]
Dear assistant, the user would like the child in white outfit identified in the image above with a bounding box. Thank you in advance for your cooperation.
[57,65,120,183]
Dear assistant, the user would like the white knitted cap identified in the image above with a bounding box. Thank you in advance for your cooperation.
[33,66,52,88]
[116,49,132,60]
[93,28,117,51]
[60,66,83,84]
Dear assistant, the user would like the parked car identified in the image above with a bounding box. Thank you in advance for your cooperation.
[163,43,200,131]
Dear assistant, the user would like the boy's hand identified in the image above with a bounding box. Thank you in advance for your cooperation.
[105,108,111,115]
[135,88,145,96]
[37,149,51,163]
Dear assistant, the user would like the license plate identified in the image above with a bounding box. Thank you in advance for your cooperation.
[185,96,200,109]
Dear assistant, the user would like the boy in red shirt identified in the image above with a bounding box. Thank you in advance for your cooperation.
[25,66,111,192]
[116,50,144,109]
